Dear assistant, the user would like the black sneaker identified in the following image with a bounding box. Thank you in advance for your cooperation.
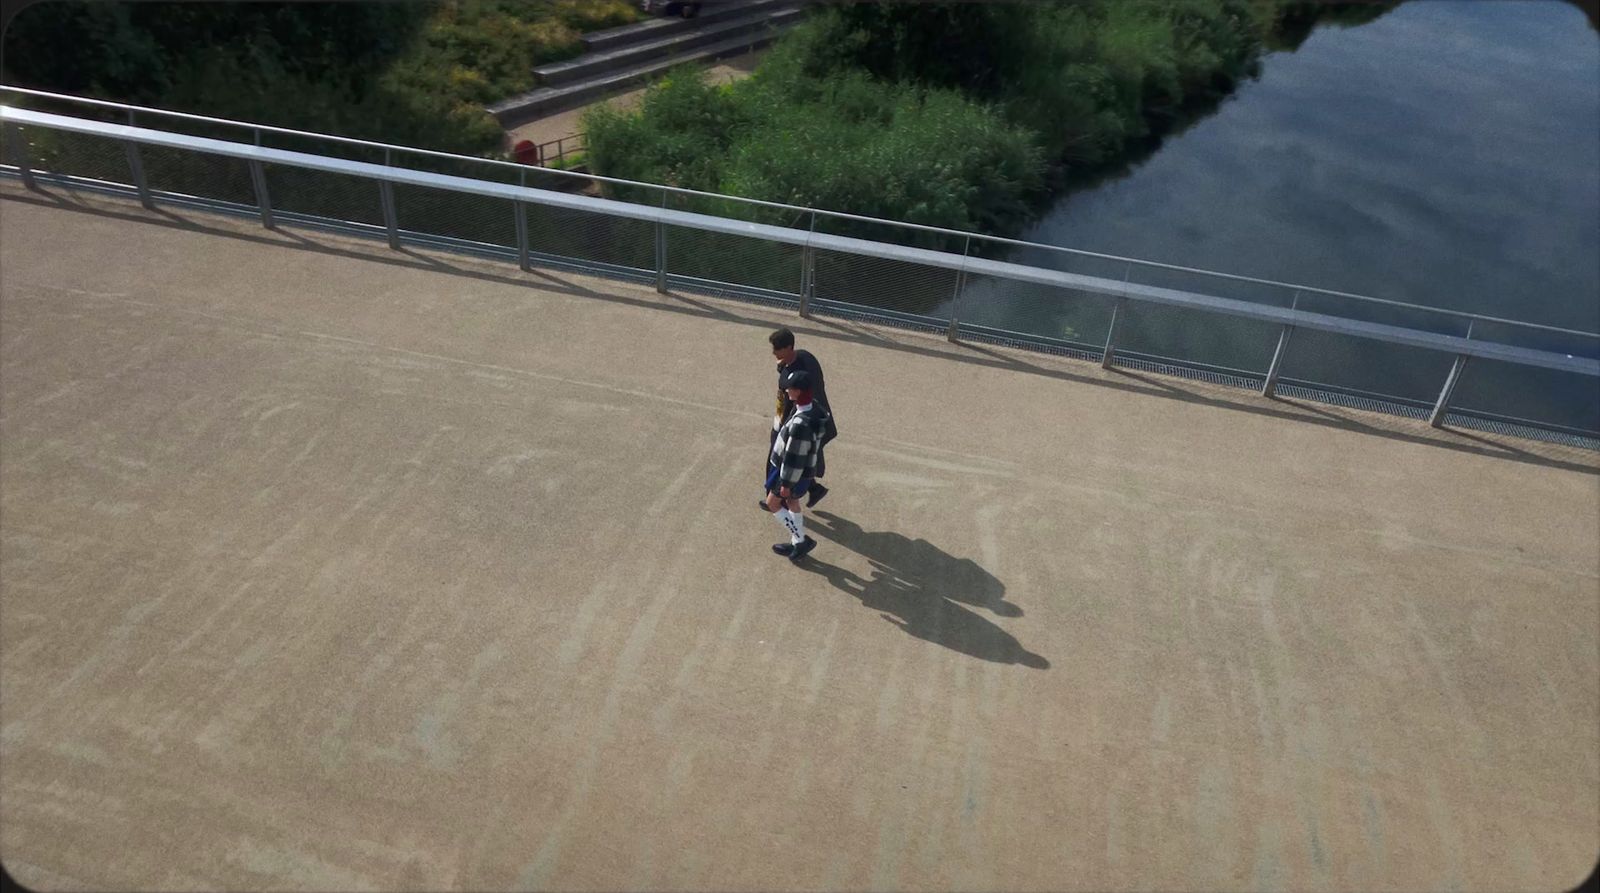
[805,483,830,508]
[772,541,797,556]
[788,535,817,562]
[758,498,773,513]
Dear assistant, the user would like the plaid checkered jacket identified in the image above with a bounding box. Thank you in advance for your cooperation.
[769,404,826,486]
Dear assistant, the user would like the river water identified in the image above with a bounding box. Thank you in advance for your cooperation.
[959,0,1599,432]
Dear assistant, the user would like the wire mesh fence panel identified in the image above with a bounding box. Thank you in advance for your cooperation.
[393,183,516,250]
[1297,288,1474,338]
[1124,261,1300,310]
[1276,327,1457,407]
[1112,298,1281,376]
[523,203,655,275]
[1446,316,1600,433]
[1276,289,1469,405]
[982,240,1129,278]
[1448,358,1600,434]
[592,177,670,209]
[262,164,384,228]
[1464,318,1600,359]
[664,225,804,298]
[663,189,807,230]
[961,239,1132,349]
[130,112,256,147]
[8,125,131,186]
[518,164,603,196]
[390,150,519,184]
[257,129,384,165]
[813,211,967,254]
[953,272,1117,352]
[812,250,959,328]
[140,147,257,206]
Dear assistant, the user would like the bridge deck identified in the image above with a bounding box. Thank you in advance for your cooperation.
[2,185,1596,891]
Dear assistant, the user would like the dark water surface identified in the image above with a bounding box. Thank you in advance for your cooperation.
[965,0,1599,431]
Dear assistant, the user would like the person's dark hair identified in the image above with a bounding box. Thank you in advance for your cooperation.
[768,328,795,351]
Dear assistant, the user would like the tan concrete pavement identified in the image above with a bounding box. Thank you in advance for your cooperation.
[1,184,1597,891]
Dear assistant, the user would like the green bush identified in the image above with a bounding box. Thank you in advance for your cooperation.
[584,56,1045,241]
[583,0,1324,239]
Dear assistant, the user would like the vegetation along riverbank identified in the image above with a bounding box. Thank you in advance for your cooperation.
[583,0,1399,243]
[1,0,1394,247]
[1,1,641,157]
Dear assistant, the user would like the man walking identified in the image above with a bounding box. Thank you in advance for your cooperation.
[762,369,826,562]
[767,328,837,507]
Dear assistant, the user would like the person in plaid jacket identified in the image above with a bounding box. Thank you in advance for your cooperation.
[761,369,827,561]
[768,327,837,507]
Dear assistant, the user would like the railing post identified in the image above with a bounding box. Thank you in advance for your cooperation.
[379,179,400,249]
[1102,297,1127,369]
[1261,325,1295,397]
[947,234,971,343]
[514,202,530,272]
[655,221,668,293]
[514,167,532,271]
[123,140,154,209]
[652,191,669,293]
[1102,264,1132,370]
[1429,354,1469,428]
[798,210,817,317]
[799,247,815,316]
[5,124,37,190]
[1261,290,1299,398]
[248,160,275,229]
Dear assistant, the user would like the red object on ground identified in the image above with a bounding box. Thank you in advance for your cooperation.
[513,140,540,165]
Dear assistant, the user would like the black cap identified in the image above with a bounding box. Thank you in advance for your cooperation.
[781,369,812,391]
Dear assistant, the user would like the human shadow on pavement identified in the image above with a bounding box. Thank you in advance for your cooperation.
[797,511,1049,669]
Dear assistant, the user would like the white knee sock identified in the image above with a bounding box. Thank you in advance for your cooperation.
[777,508,804,544]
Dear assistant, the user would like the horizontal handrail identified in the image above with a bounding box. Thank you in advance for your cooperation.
[5,84,1595,342]
[5,105,1596,380]
[0,85,812,213]
[966,235,1598,339]
[0,106,817,237]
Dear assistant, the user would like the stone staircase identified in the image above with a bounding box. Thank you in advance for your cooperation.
[487,0,806,127]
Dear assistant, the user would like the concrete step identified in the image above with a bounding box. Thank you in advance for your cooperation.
[489,25,791,126]
[536,6,802,87]
[581,0,789,52]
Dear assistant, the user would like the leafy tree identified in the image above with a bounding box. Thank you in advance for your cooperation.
[1,1,639,156]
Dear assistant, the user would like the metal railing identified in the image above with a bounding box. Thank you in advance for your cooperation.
[512,132,585,169]
[534,133,583,169]
[2,89,1597,448]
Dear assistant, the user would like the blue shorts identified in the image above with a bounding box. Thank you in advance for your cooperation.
[764,465,813,498]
